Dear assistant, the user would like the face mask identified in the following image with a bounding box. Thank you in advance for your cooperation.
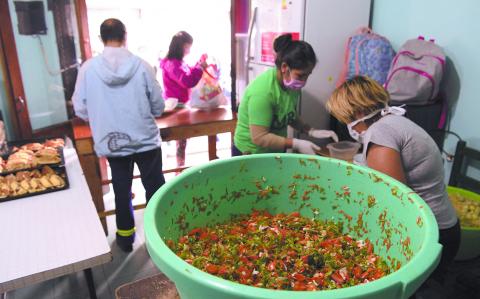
[283,69,306,90]
[347,105,406,142]
[347,110,379,142]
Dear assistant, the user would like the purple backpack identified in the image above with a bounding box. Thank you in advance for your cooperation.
[385,36,446,105]
[337,27,395,86]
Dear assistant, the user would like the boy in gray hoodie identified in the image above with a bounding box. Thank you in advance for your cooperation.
[73,18,165,252]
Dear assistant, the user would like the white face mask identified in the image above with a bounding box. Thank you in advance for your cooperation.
[347,105,406,142]
[347,110,380,142]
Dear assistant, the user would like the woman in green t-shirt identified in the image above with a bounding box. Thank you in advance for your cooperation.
[233,34,337,155]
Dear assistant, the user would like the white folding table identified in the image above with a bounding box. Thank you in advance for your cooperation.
[0,144,112,298]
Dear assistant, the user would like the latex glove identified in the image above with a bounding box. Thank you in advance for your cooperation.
[308,129,339,142]
[292,138,320,155]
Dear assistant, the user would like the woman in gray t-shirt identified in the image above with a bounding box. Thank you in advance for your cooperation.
[326,76,459,284]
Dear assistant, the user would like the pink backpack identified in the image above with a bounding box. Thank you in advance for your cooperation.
[385,36,446,105]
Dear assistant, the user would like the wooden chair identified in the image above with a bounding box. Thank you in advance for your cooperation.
[448,140,480,194]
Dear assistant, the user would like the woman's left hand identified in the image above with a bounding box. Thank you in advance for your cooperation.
[308,129,339,142]
[199,54,208,69]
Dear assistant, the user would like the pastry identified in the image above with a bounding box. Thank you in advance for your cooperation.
[30,178,46,192]
[16,171,31,180]
[5,151,36,170]
[49,174,65,188]
[14,187,27,196]
[44,138,64,148]
[21,143,43,152]
[41,166,55,175]
[35,147,61,165]
[39,176,52,188]
[0,182,9,198]
[0,157,5,173]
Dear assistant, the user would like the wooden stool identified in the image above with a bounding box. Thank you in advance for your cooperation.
[115,273,179,299]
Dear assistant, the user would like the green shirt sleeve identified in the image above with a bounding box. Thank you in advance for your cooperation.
[247,93,273,128]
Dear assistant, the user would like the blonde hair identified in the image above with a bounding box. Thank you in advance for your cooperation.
[326,76,390,124]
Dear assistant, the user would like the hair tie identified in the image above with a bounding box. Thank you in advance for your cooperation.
[381,105,406,116]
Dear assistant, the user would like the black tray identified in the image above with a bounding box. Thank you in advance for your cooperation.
[0,166,70,203]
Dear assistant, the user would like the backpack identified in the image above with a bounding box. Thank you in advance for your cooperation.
[337,27,395,86]
[385,36,445,105]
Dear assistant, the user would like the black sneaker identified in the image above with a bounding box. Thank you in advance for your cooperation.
[116,233,134,253]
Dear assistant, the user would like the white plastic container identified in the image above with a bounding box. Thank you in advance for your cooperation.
[327,141,361,162]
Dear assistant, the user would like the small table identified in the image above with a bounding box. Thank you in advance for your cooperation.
[72,107,237,233]
[0,145,112,298]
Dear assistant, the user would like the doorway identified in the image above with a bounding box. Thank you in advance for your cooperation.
[82,0,235,217]
[0,0,81,140]
[85,0,232,97]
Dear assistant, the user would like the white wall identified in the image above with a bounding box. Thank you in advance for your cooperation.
[301,0,371,132]
[372,0,480,182]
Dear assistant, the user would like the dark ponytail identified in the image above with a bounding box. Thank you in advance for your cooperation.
[273,34,317,70]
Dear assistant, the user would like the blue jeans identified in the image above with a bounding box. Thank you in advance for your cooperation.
[231,144,243,156]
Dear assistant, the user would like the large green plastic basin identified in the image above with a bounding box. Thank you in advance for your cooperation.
[145,154,441,299]
[447,186,480,261]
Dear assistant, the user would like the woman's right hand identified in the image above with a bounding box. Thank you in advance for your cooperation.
[292,138,320,155]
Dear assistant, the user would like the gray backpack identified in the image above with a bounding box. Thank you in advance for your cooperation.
[385,36,445,105]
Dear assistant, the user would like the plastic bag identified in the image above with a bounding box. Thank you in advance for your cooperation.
[189,64,227,110]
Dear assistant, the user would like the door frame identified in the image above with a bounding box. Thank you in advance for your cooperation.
[0,0,33,139]
[0,27,21,139]
[75,0,92,61]
[0,0,91,140]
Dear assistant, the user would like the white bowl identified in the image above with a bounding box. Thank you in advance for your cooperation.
[164,98,179,112]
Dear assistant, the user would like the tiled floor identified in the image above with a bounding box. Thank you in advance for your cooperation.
[5,209,160,299]
[4,134,480,299]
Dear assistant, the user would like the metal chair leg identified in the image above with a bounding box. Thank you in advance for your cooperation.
[84,268,98,299]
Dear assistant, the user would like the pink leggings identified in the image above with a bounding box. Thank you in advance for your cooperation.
[176,139,187,166]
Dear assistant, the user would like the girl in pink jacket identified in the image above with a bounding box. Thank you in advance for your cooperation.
[160,31,207,167]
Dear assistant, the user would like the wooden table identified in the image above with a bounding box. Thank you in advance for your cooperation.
[0,144,112,298]
[72,107,237,233]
